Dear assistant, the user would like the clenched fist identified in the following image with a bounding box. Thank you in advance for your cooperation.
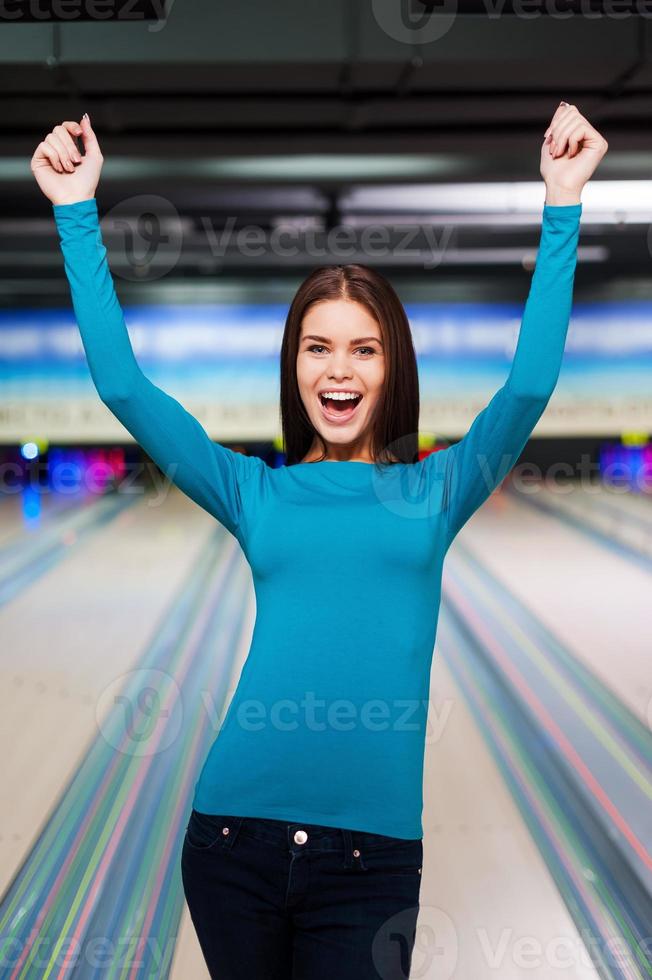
[540,102,608,197]
[30,114,103,206]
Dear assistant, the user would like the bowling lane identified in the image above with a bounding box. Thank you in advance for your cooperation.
[419,644,601,980]
[0,485,93,549]
[460,482,651,726]
[0,487,217,885]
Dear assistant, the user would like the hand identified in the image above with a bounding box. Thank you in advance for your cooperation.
[540,102,608,200]
[30,115,103,206]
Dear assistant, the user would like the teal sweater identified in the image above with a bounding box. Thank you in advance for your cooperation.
[53,197,582,839]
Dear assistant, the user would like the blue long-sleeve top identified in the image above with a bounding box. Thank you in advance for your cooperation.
[53,196,581,839]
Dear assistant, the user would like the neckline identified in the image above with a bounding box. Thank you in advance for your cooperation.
[289,459,403,469]
[296,460,375,465]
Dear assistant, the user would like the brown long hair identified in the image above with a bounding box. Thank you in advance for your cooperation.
[279,264,420,469]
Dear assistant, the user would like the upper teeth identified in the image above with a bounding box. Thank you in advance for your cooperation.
[321,392,360,401]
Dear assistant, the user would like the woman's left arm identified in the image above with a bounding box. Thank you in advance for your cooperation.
[441,104,608,546]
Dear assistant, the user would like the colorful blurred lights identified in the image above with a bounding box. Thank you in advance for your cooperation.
[20,442,39,460]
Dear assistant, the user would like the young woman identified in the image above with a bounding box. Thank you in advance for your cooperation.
[31,104,607,980]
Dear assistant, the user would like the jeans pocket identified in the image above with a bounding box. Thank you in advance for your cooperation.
[363,838,423,877]
[185,809,227,851]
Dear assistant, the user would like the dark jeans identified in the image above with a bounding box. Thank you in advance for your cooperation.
[181,808,423,979]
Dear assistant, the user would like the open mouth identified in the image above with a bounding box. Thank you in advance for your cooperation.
[318,393,363,423]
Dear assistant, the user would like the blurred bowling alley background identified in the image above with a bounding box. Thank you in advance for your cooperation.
[0,3,651,978]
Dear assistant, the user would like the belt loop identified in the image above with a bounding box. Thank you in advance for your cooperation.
[341,828,354,868]
[221,815,244,850]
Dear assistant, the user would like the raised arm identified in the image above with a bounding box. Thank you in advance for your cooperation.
[32,115,261,542]
[441,202,581,544]
[438,103,608,546]
[52,198,261,539]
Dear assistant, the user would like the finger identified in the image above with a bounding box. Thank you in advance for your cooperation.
[35,141,64,173]
[553,110,585,141]
[561,123,587,159]
[554,120,591,158]
[54,122,83,163]
[567,129,582,158]
[62,119,83,138]
[548,107,579,145]
[545,102,580,142]
[46,131,75,172]
[558,122,586,157]
[550,117,579,156]
[79,113,102,159]
[550,110,587,157]
[544,102,573,138]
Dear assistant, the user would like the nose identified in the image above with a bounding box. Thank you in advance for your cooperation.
[327,360,354,379]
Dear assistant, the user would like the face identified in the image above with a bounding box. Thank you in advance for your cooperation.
[296,298,386,461]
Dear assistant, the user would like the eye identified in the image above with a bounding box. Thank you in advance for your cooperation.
[305,345,378,355]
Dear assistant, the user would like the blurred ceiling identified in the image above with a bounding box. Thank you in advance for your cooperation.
[1,0,651,289]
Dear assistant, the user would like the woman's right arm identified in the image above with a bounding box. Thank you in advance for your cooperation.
[32,116,262,540]
[53,197,262,538]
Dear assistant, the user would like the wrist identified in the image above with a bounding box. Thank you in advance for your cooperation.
[52,196,96,208]
[544,185,582,206]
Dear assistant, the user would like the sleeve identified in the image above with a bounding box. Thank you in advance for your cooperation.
[438,201,582,546]
[52,196,262,540]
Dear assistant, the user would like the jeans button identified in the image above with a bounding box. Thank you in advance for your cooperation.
[294,829,308,845]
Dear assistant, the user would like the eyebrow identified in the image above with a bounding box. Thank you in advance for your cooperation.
[302,335,383,346]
